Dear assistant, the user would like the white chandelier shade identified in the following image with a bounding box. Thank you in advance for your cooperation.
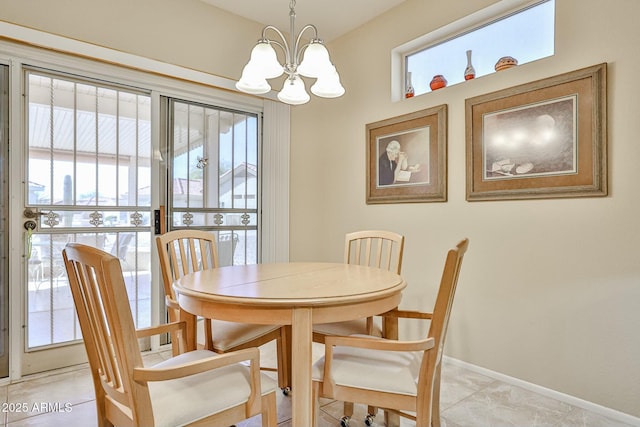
[235,0,344,105]
[246,42,285,79]
[310,65,345,98]
[277,75,310,105]
[297,42,332,78]
[235,64,272,95]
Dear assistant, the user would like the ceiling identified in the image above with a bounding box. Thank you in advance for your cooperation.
[199,0,408,42]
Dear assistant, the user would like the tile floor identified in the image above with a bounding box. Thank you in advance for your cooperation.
[0,342,635,427]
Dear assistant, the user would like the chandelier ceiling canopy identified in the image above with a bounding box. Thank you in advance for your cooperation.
[235,0,345,105]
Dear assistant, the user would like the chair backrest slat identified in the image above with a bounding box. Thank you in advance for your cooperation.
[344,230,405,274]
[157,229,219,297]
[178,238,190,276]
[168,241,181,283]
[185,238,197,273]
[86,265,122,391]
[157,230,220,301]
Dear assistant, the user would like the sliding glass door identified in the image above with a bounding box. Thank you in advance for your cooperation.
[19,73,264,374]
[21,69,153,374]
[165,98,259,264]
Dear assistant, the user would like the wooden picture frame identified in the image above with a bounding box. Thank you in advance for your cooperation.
[366,105,447,204]
[465,63,607,201]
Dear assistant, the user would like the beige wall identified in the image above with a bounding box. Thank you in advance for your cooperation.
[0,0,261,81]
[290,0,640,418]
[1,0,639,418]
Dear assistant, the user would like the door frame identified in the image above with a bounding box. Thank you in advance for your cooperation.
[0,62,10,379]
[1,33,289,381]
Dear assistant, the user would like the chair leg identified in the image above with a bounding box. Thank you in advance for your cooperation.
[312,381,320,426]
[261,391,277,427]
[431,366,442,427]
[275,335,285,389]
[168,308,183,356]
[276,327,292,392]
[382,314,401,426]
[365,406,377,426]
[170,330,181,357]
[204,318,214,350]
[340,401,354,427]
[280,325,293,393]
[93,391,114,427]
[384,408,402,427]
[365,316,374,335]
[343,401,354,417]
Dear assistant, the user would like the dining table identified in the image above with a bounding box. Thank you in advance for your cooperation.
[172,261,406,427]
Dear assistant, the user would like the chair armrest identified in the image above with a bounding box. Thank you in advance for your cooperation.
[133,347,260,383]
[166,295,180,310]
[325,335,435,353]
[381,308,433,320]
[136,321,185,339]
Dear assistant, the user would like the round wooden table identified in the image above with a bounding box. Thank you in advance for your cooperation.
[173,262,406,427]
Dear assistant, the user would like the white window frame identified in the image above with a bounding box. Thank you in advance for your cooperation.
[391,0,554,102]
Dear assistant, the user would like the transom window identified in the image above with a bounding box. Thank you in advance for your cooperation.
[394,0,555,100]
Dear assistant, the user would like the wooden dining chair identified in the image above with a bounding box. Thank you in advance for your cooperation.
[156,229,291,391]
[312,230,405,342]
[312,238,469,427]
[63,242,277,427]
[312,230,404,424]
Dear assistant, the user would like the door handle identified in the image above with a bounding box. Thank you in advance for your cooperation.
[23,208,48,219]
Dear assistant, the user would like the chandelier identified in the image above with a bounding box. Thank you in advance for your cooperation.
[235,0,345,105]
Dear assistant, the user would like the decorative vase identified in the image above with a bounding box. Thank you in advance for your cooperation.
[495,56,518,71]
[464,50,476,80]
[405,71,415,98]
[429,74,447,91]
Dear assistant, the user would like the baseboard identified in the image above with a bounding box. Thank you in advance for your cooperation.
[444,356,640,427]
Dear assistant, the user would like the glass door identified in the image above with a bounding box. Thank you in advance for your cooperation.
[165,98,260,264]
[21,69,153,374]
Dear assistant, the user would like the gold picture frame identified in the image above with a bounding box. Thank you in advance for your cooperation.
[366,105,447,204]
[465,63,607,201]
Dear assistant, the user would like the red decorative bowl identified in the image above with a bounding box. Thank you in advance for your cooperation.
[430,75,447,90]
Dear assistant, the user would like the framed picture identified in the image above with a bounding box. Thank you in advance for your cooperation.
[366,105,447,204]
[465,63,607,201]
